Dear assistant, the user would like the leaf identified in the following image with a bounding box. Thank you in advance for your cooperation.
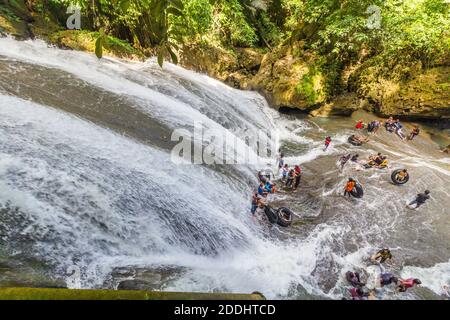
[167,45,178,65]
[166,7,183,17]
[95,36,103,59]
[119,0,130,12]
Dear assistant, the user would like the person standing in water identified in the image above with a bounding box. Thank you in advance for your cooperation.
[279,163,289,181]
[344,178,356,197]
[355,120,365,129]
[293,165,302,190]
[277,153,285,169]
[285,169,295,188]
[394,119,406,140]
[251,191,264,214]
[408,126,420,141]
[408,190,431,209]
[324,136,332,151]
[340,154,352,170]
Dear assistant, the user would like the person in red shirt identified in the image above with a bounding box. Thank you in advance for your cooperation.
[293,165,302,190]
[324,136,332,151]
[397,278,421,292]
[355,120,364,129]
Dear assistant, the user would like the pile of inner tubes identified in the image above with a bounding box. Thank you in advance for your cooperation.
[391,169,409,185]
[350,182,364,198]
[348,136,363,146]
[263,206,293,227]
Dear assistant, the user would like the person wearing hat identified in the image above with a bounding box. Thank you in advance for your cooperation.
[408,190,431,208]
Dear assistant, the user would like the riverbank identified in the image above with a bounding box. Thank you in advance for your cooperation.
[1,1,448,121]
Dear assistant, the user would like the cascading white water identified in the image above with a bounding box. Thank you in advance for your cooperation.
[0,38,449,299]
[0,38,336,298]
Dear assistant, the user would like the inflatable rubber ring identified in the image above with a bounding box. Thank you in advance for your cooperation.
[391,169,409,185]
[264,205,278,224]
[350,182,364,198]
[276,207,293,227]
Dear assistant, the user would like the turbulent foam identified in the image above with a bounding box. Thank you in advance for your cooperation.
[401,260,450,296]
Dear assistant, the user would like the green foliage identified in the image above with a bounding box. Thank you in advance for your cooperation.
[30,0,449,74]
[214,0,258,47]
[296,64,323,105]
[170,0,213,40]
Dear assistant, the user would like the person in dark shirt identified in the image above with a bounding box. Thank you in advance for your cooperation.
[380,273,398,287]
[409,190,431,209]
[408,126,420,140]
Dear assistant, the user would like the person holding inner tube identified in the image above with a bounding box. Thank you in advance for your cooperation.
[344,178,356,197]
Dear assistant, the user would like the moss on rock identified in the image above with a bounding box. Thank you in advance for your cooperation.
[0,287,266,300]
[48,30,145,60]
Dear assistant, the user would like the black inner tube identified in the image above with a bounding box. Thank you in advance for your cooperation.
[350,182,364,198]
[391,169,409,185]
[264,205,278,224]
[276,207,293,227]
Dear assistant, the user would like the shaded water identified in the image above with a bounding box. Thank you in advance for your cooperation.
[0,38,449,299]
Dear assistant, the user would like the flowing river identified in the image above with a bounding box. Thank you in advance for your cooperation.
[0,37,449,299]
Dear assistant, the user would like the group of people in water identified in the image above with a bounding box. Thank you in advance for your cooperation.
[250,153,302,222]
[346,249,423,300]
[248,115,441,298]
[355,117,420,141]
[343,118,437,298]
[338,118,433,209]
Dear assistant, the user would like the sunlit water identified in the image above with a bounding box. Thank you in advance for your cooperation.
[0,38,449,299]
